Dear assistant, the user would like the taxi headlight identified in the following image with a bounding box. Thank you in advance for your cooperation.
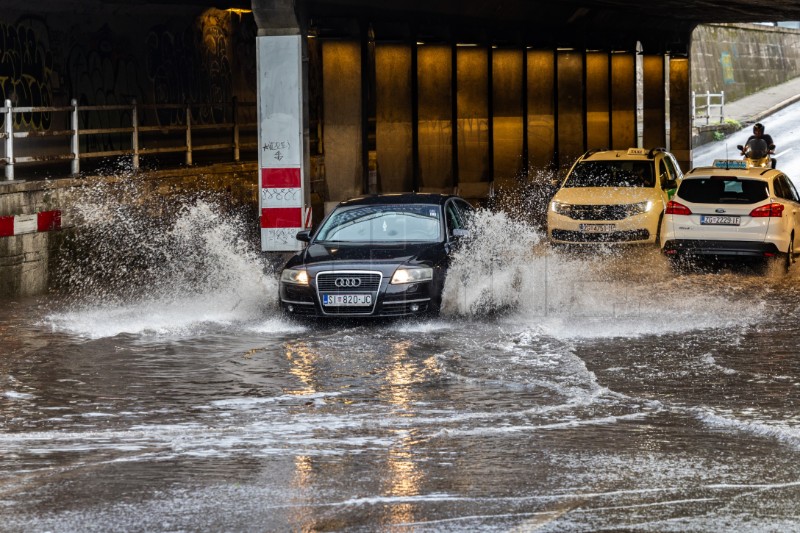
[550,201,572,216]
[391,266,433,285]
[280,268,309,285]
[630,201,653,215]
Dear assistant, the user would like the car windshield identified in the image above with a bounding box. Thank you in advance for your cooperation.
[315,204,442,243]
[564,161,655,188]
[677,177,769,204]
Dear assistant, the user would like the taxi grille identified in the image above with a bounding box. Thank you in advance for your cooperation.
[552,229,650,242]
[565,204,642,221]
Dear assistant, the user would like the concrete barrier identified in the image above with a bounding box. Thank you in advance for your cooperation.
[0,164,258,298]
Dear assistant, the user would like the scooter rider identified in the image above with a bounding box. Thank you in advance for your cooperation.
[744,122,775,153]
[740,122,776,168]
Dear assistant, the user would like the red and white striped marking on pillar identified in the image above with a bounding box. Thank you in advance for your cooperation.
[0,210,61,238]
[260,167,308,250]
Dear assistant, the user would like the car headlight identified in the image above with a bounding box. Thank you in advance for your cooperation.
[550,201,572,216]
[630,201,653,215]
[280,268,309,285]
[391,266,433,284]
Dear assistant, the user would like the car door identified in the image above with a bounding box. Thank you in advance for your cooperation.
[777,174,800,251]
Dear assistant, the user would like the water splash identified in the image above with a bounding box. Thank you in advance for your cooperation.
[441,207,774,337]
[48,177,281,337]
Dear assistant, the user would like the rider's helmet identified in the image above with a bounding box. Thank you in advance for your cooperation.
[753,123,765,134]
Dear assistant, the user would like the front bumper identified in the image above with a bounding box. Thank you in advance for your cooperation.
[280,279,436,318]
[547,210,658,244]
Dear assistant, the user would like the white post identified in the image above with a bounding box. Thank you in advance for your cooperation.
[720,91,725,122]
[70,99,79,175]
[5,99,13,181]
[705,91,711,125]
[131,99,139,171]
[185,102,192,166]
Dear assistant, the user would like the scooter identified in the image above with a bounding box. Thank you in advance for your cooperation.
[736,138,776,169]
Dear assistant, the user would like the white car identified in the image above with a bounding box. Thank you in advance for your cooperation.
[547,148,683,245]
[660,160,800,267]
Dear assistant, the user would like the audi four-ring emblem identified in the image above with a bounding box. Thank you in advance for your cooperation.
[335,277,362,288]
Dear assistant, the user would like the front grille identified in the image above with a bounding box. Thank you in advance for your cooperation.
[565,204,642,221]
[316,270,382,316]
[316,272,382,292]
[552,229,650,242]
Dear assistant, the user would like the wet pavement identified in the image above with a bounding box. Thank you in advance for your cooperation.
[3,220,800,531]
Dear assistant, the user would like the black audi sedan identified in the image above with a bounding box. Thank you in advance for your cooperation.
[278,193,473,318]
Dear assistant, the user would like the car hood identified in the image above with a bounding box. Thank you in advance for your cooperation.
[553,187,659,205]
[290,241,445,270]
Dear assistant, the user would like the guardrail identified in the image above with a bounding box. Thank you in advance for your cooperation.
[692,90,725,126]
[1,98,258,181]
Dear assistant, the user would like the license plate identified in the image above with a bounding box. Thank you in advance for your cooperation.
[700,215,740,226]
[579,224,615,233]
[322,293,373,307]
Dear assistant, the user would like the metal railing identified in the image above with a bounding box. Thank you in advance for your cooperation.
[1,98,258,181]
[692,90,725,126]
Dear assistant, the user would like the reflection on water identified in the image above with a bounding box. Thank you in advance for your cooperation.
[4,195,800,531]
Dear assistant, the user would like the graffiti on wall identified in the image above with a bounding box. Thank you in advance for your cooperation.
[0,9,256,156]
[0,18,55,130]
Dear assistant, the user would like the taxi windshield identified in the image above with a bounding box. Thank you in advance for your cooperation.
[565,161,655,188]
[315,204,442,243]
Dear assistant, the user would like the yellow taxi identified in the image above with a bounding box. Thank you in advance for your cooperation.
[547,148,683,245]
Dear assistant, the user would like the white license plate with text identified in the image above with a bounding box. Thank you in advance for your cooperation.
[579,224,615,233]
[322,294,373,307]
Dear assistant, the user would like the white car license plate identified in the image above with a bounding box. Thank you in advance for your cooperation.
[579,223,615,233]
[322,293,373,307]
[700,215,740,226]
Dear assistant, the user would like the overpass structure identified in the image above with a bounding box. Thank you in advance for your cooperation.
[248,0,800,248]
[2,1,800,248]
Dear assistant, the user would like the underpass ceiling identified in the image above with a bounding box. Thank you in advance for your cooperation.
[298,0,800,51]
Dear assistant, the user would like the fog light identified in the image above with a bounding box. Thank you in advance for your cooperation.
[410,304,420,312]
[287,305,295,312]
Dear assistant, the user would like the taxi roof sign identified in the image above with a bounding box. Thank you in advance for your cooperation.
[712,159,748,170]
[626,148,648,156]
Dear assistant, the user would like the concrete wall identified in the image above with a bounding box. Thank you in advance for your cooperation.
[0,163,257,298]
[692,23,800,103]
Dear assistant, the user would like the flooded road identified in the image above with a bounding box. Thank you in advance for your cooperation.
[3,191,800,532]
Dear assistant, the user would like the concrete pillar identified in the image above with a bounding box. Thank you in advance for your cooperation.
[492,48,524,182]
[610,52,637,149]
[417,44,453,192]
[527,50,555,170]
[585,51,610,150]
[375,44,413,193]
[669,56,692,172]
[643,54,667,149]
[252,0,309,251]
[456,46,489,185]
[323,40,363,201]
[556,50,585,168]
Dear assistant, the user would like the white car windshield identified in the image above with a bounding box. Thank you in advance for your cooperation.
[315,204,442,243]
[565,161,655,188]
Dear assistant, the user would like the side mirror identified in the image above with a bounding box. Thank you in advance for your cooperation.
[452,228,470,239]
[736,144,744,151]
[296,230,311,242]
[663,179,677,190]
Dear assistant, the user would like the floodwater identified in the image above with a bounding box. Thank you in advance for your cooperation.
[3,186,800,532]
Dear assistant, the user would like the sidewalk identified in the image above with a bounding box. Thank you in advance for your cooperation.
[721,75,800,125]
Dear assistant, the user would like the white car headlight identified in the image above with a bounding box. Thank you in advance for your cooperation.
[280,268,309,285]
[391,266,433,284]
[550,201,572,216]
